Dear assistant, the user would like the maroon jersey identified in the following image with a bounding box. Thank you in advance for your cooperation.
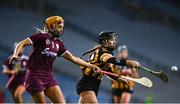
[27,33,67,73]
[3,55,29,90]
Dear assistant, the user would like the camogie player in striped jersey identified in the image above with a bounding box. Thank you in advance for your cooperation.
[111,45,139,104]
[76,31,140,103]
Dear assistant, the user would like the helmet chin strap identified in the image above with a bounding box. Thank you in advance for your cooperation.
[101,43,115,52]
[101,39,115,52]
[103,46,115,52]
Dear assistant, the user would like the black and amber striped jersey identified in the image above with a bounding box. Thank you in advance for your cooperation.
[111,65,136,89]
[81,47,114,80]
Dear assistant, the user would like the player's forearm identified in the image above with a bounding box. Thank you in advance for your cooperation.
[12,42,24,57]
[63,51,92,68]
[106,57,127,66]
[12,38,31,57]
[3,69,15,75]
[106,58,140,68]
[71,56,92,68]
[126,60,140,68]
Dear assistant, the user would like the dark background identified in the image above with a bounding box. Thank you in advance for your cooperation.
[0,0,180,103]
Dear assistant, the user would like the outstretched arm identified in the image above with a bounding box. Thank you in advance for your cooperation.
[62,51,101,71]
[100,53,140,68]
[99,53,140,81]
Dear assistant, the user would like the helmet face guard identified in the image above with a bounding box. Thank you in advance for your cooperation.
[44,16,64,38]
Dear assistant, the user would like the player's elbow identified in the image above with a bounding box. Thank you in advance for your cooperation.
[18,38,31,47]
[18,41,26,48]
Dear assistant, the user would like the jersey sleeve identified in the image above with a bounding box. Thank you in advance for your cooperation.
[100,53,118,80]
[28,33,46,46]
[57,40,68,57]
[100,53,113,63]
[100,53,125,81]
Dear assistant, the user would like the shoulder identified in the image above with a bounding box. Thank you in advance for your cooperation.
[29,32,48,39]
[100,52,113,62]
[55,38,63,43]
[37,32,49,38]
[101,53,113,58]
[32,32,48,36]
[28,33,48,44]
[55,38,65,46]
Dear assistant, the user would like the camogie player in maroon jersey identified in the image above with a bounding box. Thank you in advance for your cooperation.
[3,43,28,103]
[9,16,101,103]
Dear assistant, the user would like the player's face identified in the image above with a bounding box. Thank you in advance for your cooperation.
[107,37,117,49]
[119,50,128,59]
[50,20,64,37]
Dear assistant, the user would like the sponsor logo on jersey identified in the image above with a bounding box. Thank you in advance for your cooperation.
[42,48,57,57]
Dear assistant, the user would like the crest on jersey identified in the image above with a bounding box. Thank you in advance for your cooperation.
[22,61,27,66]
[46,39,50,45]
[56,44,59,50]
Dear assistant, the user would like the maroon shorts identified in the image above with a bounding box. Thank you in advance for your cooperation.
[6,71,27,92]
[25,70,58,95]
[6,77,26,92]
